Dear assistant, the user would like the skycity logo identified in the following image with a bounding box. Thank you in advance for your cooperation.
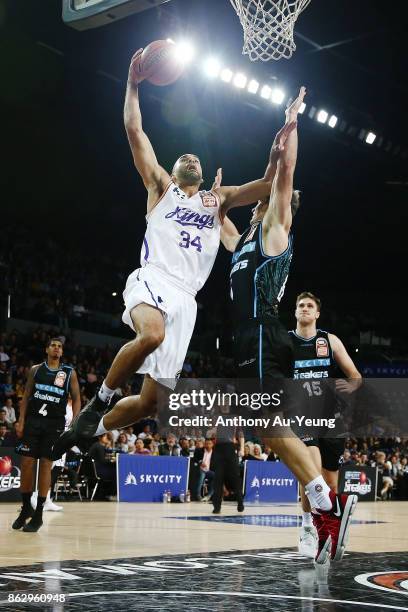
[125,472,137,486]
[165,206,215,230]
[251,476,260,488]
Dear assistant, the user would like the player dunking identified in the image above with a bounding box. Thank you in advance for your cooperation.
[13,338,80,532]
[289,292,362,559]
[52,50,295,458]
[219,87,358,563]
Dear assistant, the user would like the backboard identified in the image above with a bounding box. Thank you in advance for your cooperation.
[62,0,172,31]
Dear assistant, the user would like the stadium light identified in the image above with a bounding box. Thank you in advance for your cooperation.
[328,115,338,128]
[233,72,247,89]
[260,85,272,99]
[366,132,376,144]
[203,57,221,78]
[298,102,306,114]
[220,68,233,83]
[317,110,328,124]
[174,40,195,63]
[271,88,285,105]
[247,79,259,94]
[112,292,117,297]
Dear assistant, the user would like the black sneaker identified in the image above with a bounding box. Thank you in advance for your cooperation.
[12,506,34,530]
[51,394,108,459]
[212,508,221,514]
[237,502,245,512]
[23,514,43,532]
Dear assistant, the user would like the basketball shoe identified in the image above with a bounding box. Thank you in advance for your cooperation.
[313,490,358,563]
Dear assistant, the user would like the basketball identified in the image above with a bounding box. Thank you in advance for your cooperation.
[138,40,185,86]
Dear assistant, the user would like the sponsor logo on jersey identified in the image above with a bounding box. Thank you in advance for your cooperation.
[294,370,329,379]
[199,191,218,208]
[231,241,255,264]
[230,260,248,275]
[316,337,329,357]
[294,358,331,368]
[165,206,215,230]
[244,223,259,243]
[54,371,67,388]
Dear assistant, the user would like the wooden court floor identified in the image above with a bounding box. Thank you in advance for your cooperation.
[1,500,407,567]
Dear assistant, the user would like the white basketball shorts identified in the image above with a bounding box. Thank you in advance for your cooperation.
[122,266,197,389]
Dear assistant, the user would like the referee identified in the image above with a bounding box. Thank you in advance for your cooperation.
[211,419,245,514]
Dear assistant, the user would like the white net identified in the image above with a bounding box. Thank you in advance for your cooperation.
[230,0,312,61]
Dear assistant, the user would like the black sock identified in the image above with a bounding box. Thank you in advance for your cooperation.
[22,492,32,511]
[35,496,46,519]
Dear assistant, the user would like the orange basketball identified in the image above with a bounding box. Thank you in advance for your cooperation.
[138,40,185,87]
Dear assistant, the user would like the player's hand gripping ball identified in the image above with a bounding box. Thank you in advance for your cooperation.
[130,40,185,87]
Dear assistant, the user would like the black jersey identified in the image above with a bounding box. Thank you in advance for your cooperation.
[230,222,293,322]
[289,329,336,380]
[27,362,73,420]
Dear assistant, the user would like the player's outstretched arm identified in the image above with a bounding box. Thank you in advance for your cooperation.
[215,120,297,217]
[125,50,170,209]
[211,168,241,252]
[264,87,306,231]
[69,370,81,420]
[15,365,40,438]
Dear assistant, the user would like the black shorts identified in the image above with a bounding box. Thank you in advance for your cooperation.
[303,437,345,472]
[234,316,294,380]
[15,417,65,460]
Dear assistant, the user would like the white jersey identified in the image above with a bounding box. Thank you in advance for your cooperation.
[141,181,222,295]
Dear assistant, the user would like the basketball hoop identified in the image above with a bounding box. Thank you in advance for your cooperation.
[229,0,312,61]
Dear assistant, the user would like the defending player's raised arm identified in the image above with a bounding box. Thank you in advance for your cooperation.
[215,120,297,217]
[264,87,306,231]
[125,50,170,205]
[69,370,81,420]
[16,364,40,438]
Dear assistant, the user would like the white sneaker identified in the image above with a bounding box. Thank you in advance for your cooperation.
[298,525,318,558]
[44,499,63,512]
[31,491,63,512]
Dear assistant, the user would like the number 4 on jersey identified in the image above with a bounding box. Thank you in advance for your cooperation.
[39,403,48,416]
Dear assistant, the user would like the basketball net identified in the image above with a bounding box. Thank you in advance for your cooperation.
[230,0,312,61]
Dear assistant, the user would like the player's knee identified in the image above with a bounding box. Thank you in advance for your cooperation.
[138,328,165,353]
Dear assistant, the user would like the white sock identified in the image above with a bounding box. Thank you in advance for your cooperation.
[305,476,331,511]
[302,511,313,527]
[98,381,115,403]
[95,417,108,436]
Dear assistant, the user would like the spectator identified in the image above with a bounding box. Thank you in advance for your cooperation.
[342,450,355,466]
[124,426,136,445]
[2,398,16,425]
[116,432,129,454]
[89,434,116,499]
[0,424,9,446]
[0,408,10,428]
[159,434,181,457]
[179,437,191,457]
[194,438,215,502]
[0,346,9,363]
[242,442,260,461]
[253,444,267,461]
[134,438,151,455]
[137,424,152,440]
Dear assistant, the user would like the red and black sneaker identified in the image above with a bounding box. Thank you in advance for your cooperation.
[321,490,358,561]
[312,511,331,564]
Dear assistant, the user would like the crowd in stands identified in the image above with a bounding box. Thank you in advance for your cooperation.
[1,326,408,501]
